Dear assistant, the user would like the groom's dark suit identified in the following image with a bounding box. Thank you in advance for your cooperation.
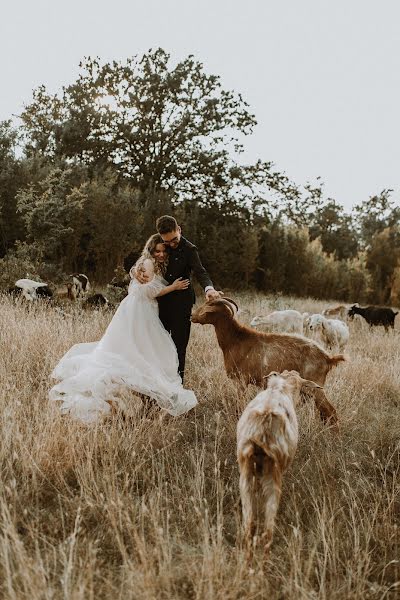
[158,236,213,379]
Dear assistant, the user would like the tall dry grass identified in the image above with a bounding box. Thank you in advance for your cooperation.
[0,292,399,599]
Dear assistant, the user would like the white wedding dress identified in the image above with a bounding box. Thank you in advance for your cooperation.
[49,275,197,423]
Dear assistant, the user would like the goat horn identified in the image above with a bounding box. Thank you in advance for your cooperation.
[217,298,238,316]
[218,299,235,316]
[221,297,239,312]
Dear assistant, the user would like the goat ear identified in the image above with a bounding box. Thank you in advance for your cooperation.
[202,302,220,312]
[262,371,279,388]
[300,379,322,391]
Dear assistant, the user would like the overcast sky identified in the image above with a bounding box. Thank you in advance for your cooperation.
[1,0,399,211]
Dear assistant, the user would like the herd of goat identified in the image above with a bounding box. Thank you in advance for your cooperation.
[191,297,398,557]
[3,274,399,558]
[7,274,113,307]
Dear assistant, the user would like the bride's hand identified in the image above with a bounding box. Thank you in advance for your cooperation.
[135,267,150,284]
[171,278,190,291]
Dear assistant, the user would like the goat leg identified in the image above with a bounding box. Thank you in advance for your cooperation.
[244,521,257,563]
[239,465,258,561]
[261,529,273,559]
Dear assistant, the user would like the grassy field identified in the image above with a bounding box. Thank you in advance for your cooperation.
[0,292,399,599]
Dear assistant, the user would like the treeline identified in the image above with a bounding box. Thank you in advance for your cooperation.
[1,49,400,304]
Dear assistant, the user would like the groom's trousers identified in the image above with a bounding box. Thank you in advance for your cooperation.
[157,236,213,380]
[159,308,192,381]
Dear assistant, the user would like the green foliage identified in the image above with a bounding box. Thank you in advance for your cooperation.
[389,265,400,306]
[354,189,400,247]
[13,165,161,280]
[256,222,370,301]
[16,167,87,267]
[308,199,359,260]
[78,172,144,280]
[22,51,252,195]
[0,241,45,288]
[177,199,258,288]
[365,225,400,303]
[343,253,372,302]
[2,50,397,302]
[21,50,302,214]
[0,121,27,255]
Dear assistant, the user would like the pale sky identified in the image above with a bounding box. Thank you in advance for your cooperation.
[1,0,399,212]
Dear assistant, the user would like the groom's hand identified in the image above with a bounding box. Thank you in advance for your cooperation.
[206,288,223,301]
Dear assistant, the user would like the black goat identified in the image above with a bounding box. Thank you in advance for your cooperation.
[83,293,110,308]
[35,285,53,299]
[348,305,398,331]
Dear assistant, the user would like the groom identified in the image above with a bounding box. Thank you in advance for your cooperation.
[153,215,219,380]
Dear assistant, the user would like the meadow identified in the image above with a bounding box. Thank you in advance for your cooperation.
[0,291,399,599]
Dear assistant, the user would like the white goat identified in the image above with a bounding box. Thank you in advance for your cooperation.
[251,310,304,334]
[304,313,349,352]
[237,370,321,556]
[14,279,52,301]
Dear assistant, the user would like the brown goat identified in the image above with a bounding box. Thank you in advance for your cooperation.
[322,304,349,320]
[191,298,344,423]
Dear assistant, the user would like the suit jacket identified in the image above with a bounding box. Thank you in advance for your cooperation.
[158,236,213,315]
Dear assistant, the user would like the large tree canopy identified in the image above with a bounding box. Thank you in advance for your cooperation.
[21,49,295,209]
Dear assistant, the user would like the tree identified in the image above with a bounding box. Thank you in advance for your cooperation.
[20,49,298,212]
[308,199,359,260]
[0,121,26,255]
[365,226,400,303]
[256,220,288,292]
[177,198,258,289]
[16,167,87,271]
[77,172,149,279]
[279,179,324,227]
[354,190,400,247]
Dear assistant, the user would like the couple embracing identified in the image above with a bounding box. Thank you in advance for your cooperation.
[49,216,220,423]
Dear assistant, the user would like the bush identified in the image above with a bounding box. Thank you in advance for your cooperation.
[0,242,43,288]
[256,222,371,302]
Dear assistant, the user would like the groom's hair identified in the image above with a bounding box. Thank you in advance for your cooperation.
[156,215,178,234]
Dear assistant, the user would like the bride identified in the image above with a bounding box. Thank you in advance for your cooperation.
[49,234,198,423]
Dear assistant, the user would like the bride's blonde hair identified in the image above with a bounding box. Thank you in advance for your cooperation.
[130,234,168,278]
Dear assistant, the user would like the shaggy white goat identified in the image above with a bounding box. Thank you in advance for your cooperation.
[304,313,349,352]
[237,369,321,556]
[250,309,304,334]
